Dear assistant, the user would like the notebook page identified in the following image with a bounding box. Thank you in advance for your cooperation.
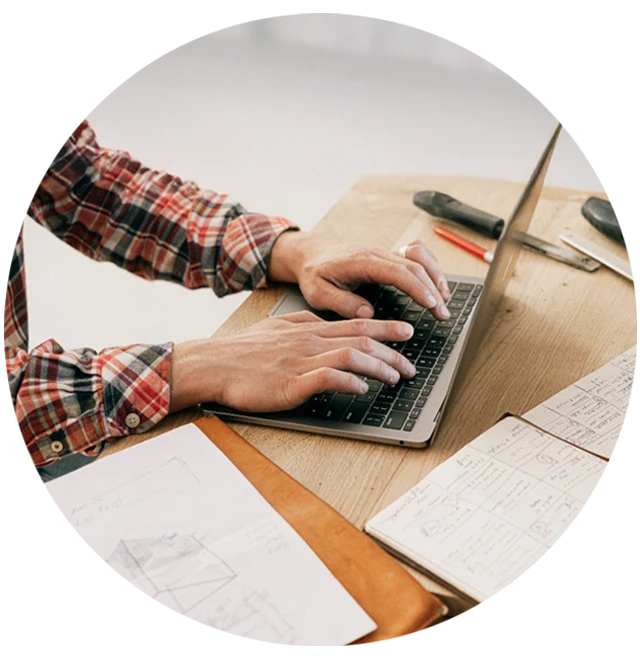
[48,425,376,646]
[366,417,606,602]
[523,345,635,459]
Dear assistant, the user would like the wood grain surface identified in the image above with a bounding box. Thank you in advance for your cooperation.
[104,175,636,614]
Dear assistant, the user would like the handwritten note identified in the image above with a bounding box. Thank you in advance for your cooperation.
[523,345,635,459]
[366,417,606,602]
[48,426,376,646]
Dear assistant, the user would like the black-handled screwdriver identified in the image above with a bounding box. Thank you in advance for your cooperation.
[413,190,600,272]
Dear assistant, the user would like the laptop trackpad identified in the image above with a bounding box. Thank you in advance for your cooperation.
[270,288,342,321]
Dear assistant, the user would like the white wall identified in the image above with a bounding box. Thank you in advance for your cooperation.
[22,15,601,353]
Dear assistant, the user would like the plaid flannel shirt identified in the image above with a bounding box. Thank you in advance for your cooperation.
[5,121,295,469]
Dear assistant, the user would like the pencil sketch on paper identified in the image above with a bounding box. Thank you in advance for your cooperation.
[106,533,236,614]
[106,531,296,643]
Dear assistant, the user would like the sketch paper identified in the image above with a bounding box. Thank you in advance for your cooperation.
[366,417,606,602]
[523,345,635,459]
[47,425,376,646]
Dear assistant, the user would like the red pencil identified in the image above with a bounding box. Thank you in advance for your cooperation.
[433,226,494,264]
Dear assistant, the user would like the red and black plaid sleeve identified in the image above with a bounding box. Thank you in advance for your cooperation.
[5,121,297,469]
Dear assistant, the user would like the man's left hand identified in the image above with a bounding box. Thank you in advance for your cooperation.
[268,231,451,320]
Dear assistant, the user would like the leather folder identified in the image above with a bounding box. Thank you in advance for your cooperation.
[195,416,446,644]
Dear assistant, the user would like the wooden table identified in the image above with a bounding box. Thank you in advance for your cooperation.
[106,175,636,615]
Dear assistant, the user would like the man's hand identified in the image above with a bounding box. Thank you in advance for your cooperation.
[268,232,451,320]
[169,312,416,413]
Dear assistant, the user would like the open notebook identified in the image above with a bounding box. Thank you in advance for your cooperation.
[366,346,635,603]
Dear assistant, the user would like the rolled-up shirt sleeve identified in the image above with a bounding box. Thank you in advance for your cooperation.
[6,339,172,468]
[28,120,297,296]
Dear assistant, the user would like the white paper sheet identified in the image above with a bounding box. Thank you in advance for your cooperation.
[523,345,636,459]
[366,417,607,602]
[47,425,376,646]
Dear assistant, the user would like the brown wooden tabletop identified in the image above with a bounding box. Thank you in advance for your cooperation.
[104,174,636,615]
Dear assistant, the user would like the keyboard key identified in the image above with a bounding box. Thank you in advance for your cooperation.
[415,396,428,408]
[393,400,412,412]
[447,280,457,291]
[403,420,415,432]
[364,379,382,392]
[472,284,483,296]
[355,391,376,403]
[396,294,411,305]
[456,283,474,292]
[417,356,436,368]
[343,401,370,424]
[437,357,448,365]
[432,327,452,338]
[376,392,397,403]
[426,337,446,348]
[384,411,408,430]
[409,409,422,420]
[398,388,419,401]
[439,320,455,328]
[402,349,420,362]
[406,339,425,351]
[421,386,432,396]
[391,303,407,316]
[447,300,465,310]
[416,367,431,378]
[416,318,436,331]
[404,311,421,323]
[427,375,439,386]
[406,302,424,312]
[323,393,353,421]
[363,414,385,427]
[403,377,425,389]
[371,402,391,415]
[448,309,461,319]
[452,326,463,335]
[432,365,443,374]
[422,347,441,358]
[452,290,470,300]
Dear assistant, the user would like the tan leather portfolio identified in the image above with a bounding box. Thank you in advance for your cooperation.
[195,416,445,644]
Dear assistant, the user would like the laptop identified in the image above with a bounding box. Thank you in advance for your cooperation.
[201,124,562,448]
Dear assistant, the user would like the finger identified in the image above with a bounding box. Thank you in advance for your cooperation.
[315,317,414,342]
[277,310,325,323]
[383,252,445,308]
[404,241,450,301]
[321,336,416,379]
[309,280,375,319]
[295,367,370,400]
[304,347,402,385]
[360,259,450,320]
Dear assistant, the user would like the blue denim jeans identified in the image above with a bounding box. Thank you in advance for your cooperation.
[37,450,100,482]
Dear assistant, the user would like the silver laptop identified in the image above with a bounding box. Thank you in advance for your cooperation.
[201,124,562,448]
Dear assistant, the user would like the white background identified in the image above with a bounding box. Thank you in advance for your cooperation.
[1,2,638,659]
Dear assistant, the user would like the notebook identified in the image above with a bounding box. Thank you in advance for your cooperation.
[47,425,377,646]
[365,346,634,603]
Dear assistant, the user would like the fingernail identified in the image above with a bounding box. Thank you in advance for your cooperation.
[405,363,417,377]
[439,304,450,319]
[358,379,369,393]
[399,323,414,338]
[390,370,400,384]
[426,293,437,307]
[439,278,451,300]
[356,305,374,319]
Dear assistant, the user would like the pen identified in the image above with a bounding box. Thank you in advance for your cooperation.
[433,226,494,264]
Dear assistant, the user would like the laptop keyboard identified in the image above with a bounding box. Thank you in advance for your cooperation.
[300,280,484,433]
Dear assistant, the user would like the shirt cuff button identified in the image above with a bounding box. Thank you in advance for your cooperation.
[50,440,64,453]
[124,412,141,429]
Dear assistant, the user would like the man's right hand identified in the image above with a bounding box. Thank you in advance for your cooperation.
[169,311,417,413]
